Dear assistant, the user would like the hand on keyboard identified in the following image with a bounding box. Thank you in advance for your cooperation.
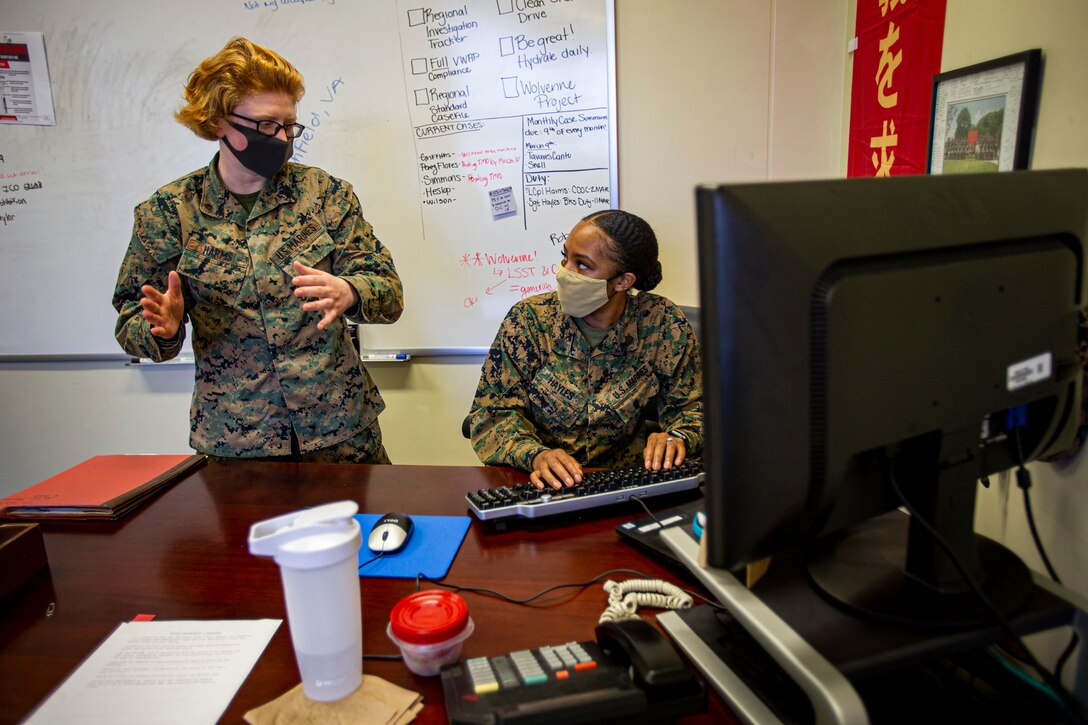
[530,448,584,490]
[467,462,705,521]
[644,431,688,471]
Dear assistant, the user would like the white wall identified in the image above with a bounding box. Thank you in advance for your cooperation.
[614,0,849,306]
[0,357,486,492]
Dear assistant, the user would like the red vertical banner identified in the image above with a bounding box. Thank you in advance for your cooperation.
[847,0,947,177]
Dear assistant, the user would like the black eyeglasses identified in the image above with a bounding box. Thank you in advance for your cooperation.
[230,112,306,139]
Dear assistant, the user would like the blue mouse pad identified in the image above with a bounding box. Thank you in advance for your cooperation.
[354,514,471,579]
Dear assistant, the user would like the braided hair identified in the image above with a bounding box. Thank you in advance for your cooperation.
[581,209,662,291]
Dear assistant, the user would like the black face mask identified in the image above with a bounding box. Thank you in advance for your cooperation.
[221,122,293,178]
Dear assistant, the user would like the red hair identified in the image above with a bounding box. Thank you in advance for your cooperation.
[174,37,304,140]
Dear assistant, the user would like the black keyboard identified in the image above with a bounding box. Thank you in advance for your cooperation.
[466,462,704,521]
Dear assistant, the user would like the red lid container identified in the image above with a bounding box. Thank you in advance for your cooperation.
[389,590,469,645]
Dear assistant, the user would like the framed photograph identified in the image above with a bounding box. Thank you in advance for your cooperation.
[927,49,1041,174]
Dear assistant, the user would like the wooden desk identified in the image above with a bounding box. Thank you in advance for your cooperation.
[0,461,730,724]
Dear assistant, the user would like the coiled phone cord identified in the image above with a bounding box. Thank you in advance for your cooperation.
[598,578,693,623]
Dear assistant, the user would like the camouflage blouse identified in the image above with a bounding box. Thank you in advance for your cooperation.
[470,291,703,471]
[112,156,403,457]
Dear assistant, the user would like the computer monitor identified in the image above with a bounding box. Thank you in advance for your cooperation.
[697,169,1086,629]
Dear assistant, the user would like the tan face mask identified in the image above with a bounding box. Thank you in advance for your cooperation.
[556,265,613,318]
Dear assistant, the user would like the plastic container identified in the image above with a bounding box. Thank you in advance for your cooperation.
[387,590,474,676]
[248,501,363,701]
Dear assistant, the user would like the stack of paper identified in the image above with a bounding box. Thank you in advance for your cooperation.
[23,619,281,724]
[0,454,205,520]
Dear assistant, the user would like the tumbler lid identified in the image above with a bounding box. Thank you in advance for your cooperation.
[248,500,361,569]
[390,591,469,645]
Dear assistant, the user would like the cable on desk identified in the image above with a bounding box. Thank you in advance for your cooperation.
[985,645,1066,708]
[631,494,666,529]
[599,578,693,624]
[890,468,1088,724]
[358,551,384,572]
[1056,633,1081,686]
[1014,429,1061,583]
[1010,430,1080,686]
[413,569,724,613]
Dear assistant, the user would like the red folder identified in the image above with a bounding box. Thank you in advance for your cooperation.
[0,454,205,520]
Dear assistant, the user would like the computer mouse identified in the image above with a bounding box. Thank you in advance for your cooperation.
[367,512,414,554]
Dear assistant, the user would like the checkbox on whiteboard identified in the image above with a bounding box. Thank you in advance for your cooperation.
[407,8,426,26]
[414,88,429,106]
[496,0,514,15]
[499,37,514,56]
[411,58,427,75]
[502,77,519,99]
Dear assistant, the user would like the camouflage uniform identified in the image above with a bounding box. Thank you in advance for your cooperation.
[470,291,702,471]
[112,156,403,459]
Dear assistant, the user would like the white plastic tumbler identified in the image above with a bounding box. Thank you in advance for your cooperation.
[248,500,363,702]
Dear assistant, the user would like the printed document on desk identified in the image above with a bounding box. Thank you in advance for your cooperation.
[24,619,281,725]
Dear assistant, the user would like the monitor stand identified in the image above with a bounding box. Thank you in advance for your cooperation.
[658,525,1088,723]
[657,527,866,724]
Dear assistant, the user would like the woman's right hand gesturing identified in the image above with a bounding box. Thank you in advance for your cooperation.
[140,270,185,339]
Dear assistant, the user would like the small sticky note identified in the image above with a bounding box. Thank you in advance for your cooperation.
[489,186,518,220]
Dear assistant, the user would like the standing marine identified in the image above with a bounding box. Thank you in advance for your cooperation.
[112,37,403,463]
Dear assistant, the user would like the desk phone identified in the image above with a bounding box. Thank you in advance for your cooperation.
[441,618,705,723]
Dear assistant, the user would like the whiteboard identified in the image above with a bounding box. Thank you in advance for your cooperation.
[0,0,616,359]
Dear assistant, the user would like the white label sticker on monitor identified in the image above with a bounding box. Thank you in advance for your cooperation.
[1007,352,1053,391]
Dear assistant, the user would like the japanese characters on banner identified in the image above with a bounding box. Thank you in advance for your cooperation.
[847,0,946,177]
